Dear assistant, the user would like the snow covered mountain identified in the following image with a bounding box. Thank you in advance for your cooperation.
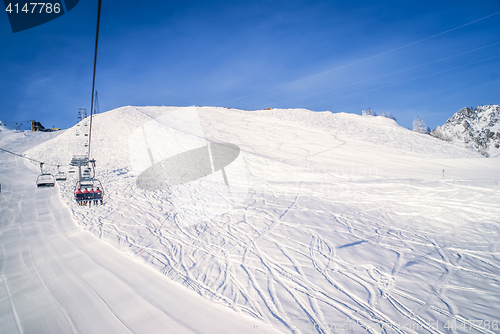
[431,104,500,157]
[9,106,499,333]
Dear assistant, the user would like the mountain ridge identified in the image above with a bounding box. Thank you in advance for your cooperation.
[431,104,500,157]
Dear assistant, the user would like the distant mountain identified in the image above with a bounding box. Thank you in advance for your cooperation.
[430,104,500,157]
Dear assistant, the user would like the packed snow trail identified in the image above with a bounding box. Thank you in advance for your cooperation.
[24,107,500,333]
[0,129,280,334]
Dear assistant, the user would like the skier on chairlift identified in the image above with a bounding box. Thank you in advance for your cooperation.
[82,188,89,206]
[95,187,102,205]
[75,188,83,205]
[89,188,95,207]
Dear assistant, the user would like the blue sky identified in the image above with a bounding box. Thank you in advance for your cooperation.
[1,0,499,131]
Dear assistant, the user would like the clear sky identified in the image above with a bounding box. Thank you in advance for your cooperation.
[1,0,499,131]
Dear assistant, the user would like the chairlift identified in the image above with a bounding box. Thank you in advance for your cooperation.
[83,168,91,178]
[74,177,104,206]
[55,165,67,181]
[72,159,105,206]
[69,166,76,174]
[37,174,56,187]
[36,163,55,187]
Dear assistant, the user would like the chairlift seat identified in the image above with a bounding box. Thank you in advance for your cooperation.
[80,179,94,188]
[75,178,104,203]
[83,169,91,178]
[37,173,55,188]
[55,172,67,181]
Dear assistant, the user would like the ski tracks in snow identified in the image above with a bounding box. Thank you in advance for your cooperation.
[57,108,500,333]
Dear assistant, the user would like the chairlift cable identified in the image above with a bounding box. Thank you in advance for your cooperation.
[0,147,63,167]
[75,0,105,206]
[87,0,102,159]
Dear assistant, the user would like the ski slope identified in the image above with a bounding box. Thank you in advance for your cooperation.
[4,106,500,333]
[0,128,279,334]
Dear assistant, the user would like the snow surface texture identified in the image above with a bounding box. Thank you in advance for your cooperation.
[0,128,280,334]
[21,106,500,333]
[431,104,500,158]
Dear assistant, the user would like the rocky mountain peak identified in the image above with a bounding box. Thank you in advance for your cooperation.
[431,104,500,157]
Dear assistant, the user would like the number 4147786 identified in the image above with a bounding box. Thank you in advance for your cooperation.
[5,3,61,14]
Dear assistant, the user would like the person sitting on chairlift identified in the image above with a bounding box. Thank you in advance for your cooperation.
[95,187,102,205]
[75,188,83,205]
[89,188,95,208]
[82,188,89,206]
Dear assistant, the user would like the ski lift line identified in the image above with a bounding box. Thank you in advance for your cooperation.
[1,148,46,165]
[87,0,102,159]
[0,147,42,163]
[0,148,69,168]
[216,10,500,107]
[305,53,500,108]
[261,40,500,108]
[94,91,100,114]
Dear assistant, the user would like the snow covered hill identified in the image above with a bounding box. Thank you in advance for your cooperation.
[16,106,500,333]
[431,104,500,158]
[0,128,279,334]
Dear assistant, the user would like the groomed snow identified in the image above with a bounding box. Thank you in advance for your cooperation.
[0,126,280,334]
[3,106,500,333]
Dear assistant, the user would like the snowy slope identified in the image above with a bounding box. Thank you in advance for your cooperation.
[243,108,481,158]
[1,129,283,334]
[20,106,500,333]
[0,129,281,334]
[431,104,500,158]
